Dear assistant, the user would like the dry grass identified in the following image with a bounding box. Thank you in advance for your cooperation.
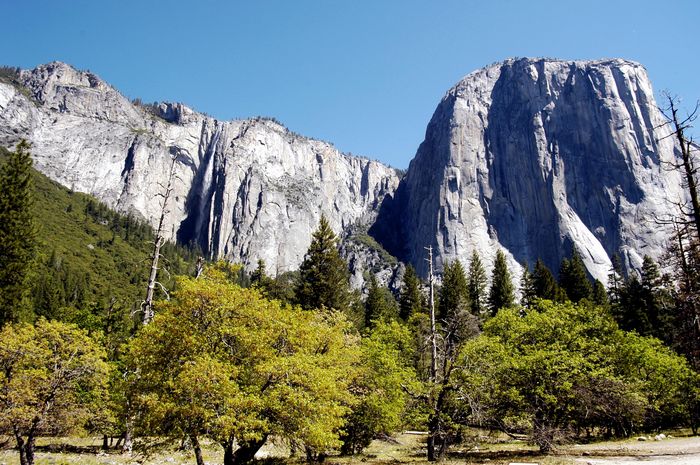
[1,432,698,465]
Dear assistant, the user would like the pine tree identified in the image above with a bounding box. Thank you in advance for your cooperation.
[364,275,399,328]
[438,260,469,323]
[250,259,273,294]
[488,250,514,316]
[607,254,624,305]
[0,141,36,326]
[399,265,422,320]
[520,262,537,308]
[532,259,559,301]
[559,248,592,303]
[467,250,487,316]
[592,279,609,309]
[295,215,353,315]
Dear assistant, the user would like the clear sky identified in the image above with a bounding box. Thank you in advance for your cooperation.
[2,0,698,168]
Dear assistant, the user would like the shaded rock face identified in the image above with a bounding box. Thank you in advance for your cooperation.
[372,58,683,281]
[0,62,399,274]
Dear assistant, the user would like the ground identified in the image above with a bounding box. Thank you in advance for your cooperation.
[1,433,699,465]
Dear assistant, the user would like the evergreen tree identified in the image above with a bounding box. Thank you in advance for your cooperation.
[0,141,36,326]
[250,259,273,295]
[295,215,353,315]
[438,260,469,323]
[364,275,399,328]
[607,254,624,305]
[592,279,609,309]
[399,265,422,320]
[467,250,487,316]
[520,262,537,308]
[488,250,514,316]
[532,259,559,301]
[559,248,592,303]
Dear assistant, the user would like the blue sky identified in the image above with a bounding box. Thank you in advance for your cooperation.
[2,0,698,168]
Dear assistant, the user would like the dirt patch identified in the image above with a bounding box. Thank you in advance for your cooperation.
[572,436,700,465]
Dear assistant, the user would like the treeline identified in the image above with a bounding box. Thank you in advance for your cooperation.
[1,130,700,465]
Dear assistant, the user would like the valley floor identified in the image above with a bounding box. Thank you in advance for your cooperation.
[1,433,699,465]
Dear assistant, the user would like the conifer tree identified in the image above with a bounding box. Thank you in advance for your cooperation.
[0,141,36,326]
[295,215,353,315]
[520,262,537,308]
[559,248,592,303]
[607,254,624,305]
[438,260,469,323]
[488,250,514,316]
[364,275,399,328]
[399,265,422,320]
[532,259,559,301]
[467,250,487,316]
[592,279,609,309]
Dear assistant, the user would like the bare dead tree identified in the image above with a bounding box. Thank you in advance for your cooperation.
[141,156,178,326]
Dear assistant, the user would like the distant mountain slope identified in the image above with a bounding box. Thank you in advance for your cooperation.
[0,63,399,275]
[371,58,683,280]
[2,146,195,330]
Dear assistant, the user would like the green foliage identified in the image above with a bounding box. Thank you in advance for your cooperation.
[11,158,197,348]
[438,260,469,323]
[610,255,675,343]
[520,262,536,308]
[467,251,488,316]
[0,142,36,325]
[127,268,358,464]
[558,248,592,302]
[295,215,355,318]
[532,259,561,301]
[0,319,109,465]
[364,275,399,328]
[399,265,423,320]
[487,250,514,316]
[455,300,698,453]
[340,321,419,455]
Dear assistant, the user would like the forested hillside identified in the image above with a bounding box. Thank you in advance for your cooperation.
[1,146,197,335]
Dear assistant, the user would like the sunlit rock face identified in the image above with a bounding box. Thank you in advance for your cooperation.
[0,62,399,274]
[371,58,683,281]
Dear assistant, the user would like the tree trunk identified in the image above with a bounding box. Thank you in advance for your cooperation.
[102,434,109,450]
[26,433,35,465]
[122,417,133,454]
[190,435,205,465]
[14,432,28,465]
[231,436,268,464]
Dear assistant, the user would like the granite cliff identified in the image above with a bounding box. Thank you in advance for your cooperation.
[0,59,683,283]
[371,58,683,281]
[0,62,400,275]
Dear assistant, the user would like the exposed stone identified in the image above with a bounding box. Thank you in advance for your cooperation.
[0,62,400,275]
[372,58,683,280]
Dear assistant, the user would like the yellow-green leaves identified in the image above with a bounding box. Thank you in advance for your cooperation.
[127,269,358,457]
[0,319,109,442]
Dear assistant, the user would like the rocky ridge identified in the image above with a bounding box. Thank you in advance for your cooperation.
[0,62,400,276]
[371,58,683,282]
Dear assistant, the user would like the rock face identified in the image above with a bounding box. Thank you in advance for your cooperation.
[371,58,683,281]
[0,62,400,274]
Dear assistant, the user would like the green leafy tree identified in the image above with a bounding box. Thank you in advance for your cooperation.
[0,320,109,465]
[487,250,514,316]
[128,267,358,465]
[399,265,422,320]
[455,300,697,453]
[559,248,592,302]
[467,251,488,316]
[295,215,354,318]
[0,141,36,325]
[340,321,419,455]
[364,275,399,328]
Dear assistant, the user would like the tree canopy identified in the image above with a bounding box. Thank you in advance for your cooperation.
[127,266,358,465]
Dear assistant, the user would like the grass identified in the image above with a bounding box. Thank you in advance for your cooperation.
[6,432,686,465]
